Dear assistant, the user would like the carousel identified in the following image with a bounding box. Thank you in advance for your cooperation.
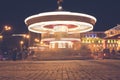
[25,0,97,49]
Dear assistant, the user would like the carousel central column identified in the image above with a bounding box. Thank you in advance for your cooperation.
[53,25,68,48]
[53,25,68,40]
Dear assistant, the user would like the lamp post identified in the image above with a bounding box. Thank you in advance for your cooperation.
[0,35,3,41]
[20,40,24,51]
[4,25,11,31]
[0,25,11,38]
[23,34,30,48]
[0,25,11,34]
[0,25,12,49]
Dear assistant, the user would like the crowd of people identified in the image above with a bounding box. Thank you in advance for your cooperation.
[0,47,29,61]
[0,47,120,61]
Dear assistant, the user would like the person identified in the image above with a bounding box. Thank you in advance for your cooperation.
[12,48,18,61]
[103,48,110,58]
[0,50,3,60]
[111,49,115,56]
[0,55,3,60]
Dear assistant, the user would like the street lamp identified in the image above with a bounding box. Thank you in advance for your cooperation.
[0,25,12,34]
[23,34,30,39]
[20,40,24,51]
[23,34,30,48]
[26,35,30,39]
[0,25,12,41]
[0,35,3,40]
[4,25,11,31]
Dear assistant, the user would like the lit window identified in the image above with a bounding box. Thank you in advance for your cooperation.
[87,40,89,43]
[98,40,101,43]
[108,40,110,43]
[113,44,115,47]
[111,40,113,43]
[82,40,84,43]
[109,44,111,47]
[58,43,63,48]
[95,34,96,37]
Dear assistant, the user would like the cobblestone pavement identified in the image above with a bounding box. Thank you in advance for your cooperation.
[0,59,120,80]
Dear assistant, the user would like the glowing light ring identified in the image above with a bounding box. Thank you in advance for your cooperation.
[41,38,80,42]
[50,41,72,44]
[28,21,93,34]
[25,11,97,24]
[44,24,77,29]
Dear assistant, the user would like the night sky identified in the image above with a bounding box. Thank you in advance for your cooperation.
[0,0,120,34]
